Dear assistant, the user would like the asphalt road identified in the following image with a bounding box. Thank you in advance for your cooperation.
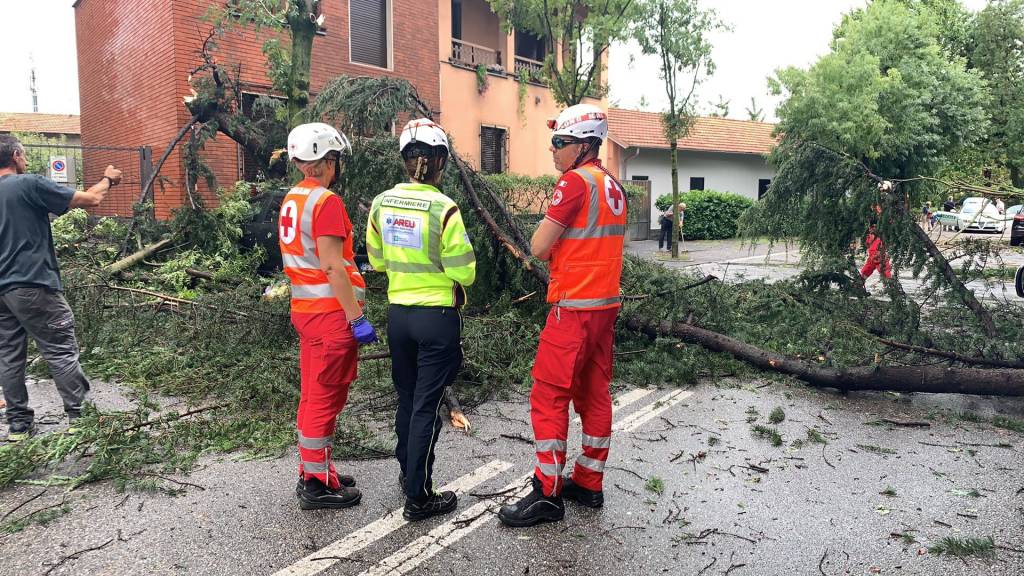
[2,378,1023,576]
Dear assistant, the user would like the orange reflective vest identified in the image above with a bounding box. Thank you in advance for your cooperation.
[278,179,366,314]
[547,164,627,310]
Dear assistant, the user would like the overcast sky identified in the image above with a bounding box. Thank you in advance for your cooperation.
[0,0,990,121]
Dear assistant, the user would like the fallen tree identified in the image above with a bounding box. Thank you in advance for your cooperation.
[624,317,1024,396]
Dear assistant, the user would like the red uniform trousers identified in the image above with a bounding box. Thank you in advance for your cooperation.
[860,234,892,279]
[292,310,358,489]
[530,306,618,497]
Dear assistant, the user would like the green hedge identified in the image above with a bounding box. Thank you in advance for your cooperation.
[655,190,755,240]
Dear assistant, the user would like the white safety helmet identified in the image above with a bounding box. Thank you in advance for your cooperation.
[287,122,351,162]
[399,118,450,157]
[547,103,608,142]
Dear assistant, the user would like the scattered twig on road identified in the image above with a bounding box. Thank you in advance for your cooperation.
[741,463,769,474]
[818,548,829,576]
[614,483,639,496]
[113,495,130,510]
[499,433,533,445]
[309,556,367,564]
[876,418,931,427]
[723,551,746,575]
[607,466,646,481]
[670,451,686,463]
[680,528,757,546]
[817,413,834,426]
[696,555,717,576]
[822,444,835,469]
[140,473,206,491]
[470,486,519,499]
[1,488,47,521]
[43,536,116,575]
[934,519,953,528]
[452,508,492,528]
[996,544,1024,554]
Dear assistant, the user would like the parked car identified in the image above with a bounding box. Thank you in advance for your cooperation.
[1010,206,1024,247]
[240,187,369,273]
[953,197,1006,233]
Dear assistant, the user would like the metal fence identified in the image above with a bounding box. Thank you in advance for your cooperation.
[21,144,152,215]
[624,179,652,241]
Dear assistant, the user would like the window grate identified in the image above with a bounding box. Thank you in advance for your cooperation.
[480,126,507,174]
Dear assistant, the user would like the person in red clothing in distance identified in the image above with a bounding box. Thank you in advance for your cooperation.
[499,103,627,527]
[279,123,379,510]
[860,181,893,281]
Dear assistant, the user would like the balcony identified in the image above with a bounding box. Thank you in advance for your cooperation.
[513,56,544,84]
[451,38,502,70]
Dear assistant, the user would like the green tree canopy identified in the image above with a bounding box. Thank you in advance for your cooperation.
[749,0,991,284]
[968,0,1024,186]
[487,0,637,106]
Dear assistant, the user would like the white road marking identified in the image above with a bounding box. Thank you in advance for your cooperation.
[273,459,513,576]
[358,475,531,576]
[612,389,693,432]
[574,387,654,423]
[360,389,696,575]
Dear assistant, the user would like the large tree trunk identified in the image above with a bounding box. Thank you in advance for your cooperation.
[670,141,680,259]
[624,317,1024,396]
[453,154,550,286]
[905,209,998,337]
[285,1,317,129]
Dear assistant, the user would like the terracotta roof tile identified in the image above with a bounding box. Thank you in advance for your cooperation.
[608,108,776,155]
[0,113,81,136]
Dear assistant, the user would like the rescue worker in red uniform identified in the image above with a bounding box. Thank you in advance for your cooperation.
[499,104,626,527]
[278,123,379,510]
[860,193,892,281]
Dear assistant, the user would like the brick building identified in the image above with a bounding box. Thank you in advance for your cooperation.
[74,0,440,218]
[75,0,603,218]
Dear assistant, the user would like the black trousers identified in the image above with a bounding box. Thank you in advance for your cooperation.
[387,305,463,499]
[658,227,673,250]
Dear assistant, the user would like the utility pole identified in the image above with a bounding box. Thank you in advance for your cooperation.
[30,54,39,112]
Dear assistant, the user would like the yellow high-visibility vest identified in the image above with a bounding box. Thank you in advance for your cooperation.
[366,183,476,307]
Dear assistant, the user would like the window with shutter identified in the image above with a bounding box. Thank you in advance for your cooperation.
[480,126,507,174]
[350,0,389,68]
[689,177,705,191]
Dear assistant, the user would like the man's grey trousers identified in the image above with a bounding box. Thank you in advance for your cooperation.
[0,287,90,426]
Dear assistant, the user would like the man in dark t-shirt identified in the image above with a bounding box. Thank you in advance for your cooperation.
[0,135,122,441]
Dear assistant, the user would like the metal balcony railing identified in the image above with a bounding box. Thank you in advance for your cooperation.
[451,38,502,69]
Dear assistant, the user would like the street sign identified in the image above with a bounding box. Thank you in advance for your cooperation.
[47,155,77,186]
[49,156,67,183]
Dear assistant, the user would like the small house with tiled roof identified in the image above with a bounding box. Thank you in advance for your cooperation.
[606,108,776,238]
[0,113,81,145]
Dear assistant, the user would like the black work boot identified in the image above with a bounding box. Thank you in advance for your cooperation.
[497,477,565,527]
[296,477,362,510]
[403,490,458,521]
[295,474,355,497]
[560,476,604,508]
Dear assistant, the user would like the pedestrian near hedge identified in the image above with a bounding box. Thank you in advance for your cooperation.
[0,134,122,442]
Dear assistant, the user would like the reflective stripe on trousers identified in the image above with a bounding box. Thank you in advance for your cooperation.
[558,297,621,309]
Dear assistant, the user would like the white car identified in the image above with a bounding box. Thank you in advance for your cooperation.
[952,197,1006,233]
